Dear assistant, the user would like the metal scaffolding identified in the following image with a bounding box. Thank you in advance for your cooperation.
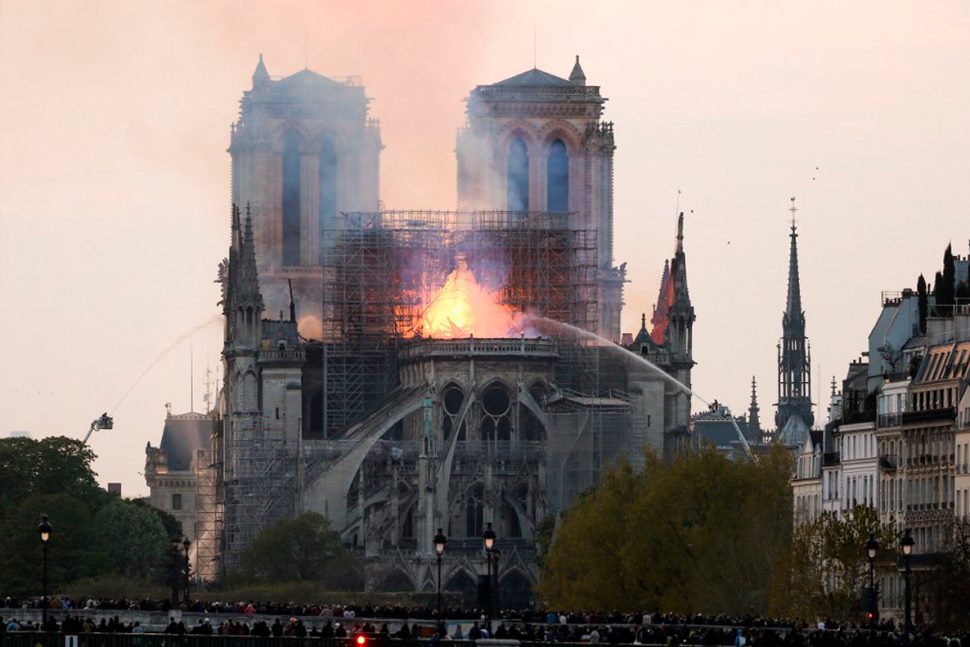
[222,418,297,570]
[316,211,601,437]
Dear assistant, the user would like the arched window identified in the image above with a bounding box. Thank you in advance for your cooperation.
[318,139,337,249]
[507,137,529,212]
[547,138,569,212]
[281,130,302,266]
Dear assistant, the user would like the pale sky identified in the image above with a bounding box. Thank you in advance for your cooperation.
[2,1,969,496]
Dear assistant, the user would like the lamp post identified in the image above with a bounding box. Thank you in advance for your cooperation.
[182,537,192,606]
[433,528,447,625]
[865,533,879,624]
[38,514,52,628]
[900,528,914,635]
[482,522,496,632]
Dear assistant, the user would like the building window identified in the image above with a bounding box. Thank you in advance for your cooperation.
[281,129,302,266]
[507,137,529,212]
[318,138,337,250]
[547,138,569,212]
[172,493,182,511]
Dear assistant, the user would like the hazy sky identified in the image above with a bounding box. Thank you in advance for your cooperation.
[2,1,969,496]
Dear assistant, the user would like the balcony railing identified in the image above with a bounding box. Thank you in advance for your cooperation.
[878,413,903,428]
[879,454,898,470]
[902,408,956,425]
[843,409,877,425]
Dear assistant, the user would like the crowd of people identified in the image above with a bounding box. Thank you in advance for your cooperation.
[1,598,969,646]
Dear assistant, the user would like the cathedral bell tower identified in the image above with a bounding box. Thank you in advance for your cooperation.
[229,54,382,333]
[456,56,625,340]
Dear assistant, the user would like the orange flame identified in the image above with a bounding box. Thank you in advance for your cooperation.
[407,263,522,338]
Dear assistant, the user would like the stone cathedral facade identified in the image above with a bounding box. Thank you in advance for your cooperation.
[147,56,695,604]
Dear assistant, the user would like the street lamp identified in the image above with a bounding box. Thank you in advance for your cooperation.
[865,533,879,624]
[182,537,192,606]
[900,528,914,635]
[38,514,52,628]
[433,528,447,625]
[170,537,181,607]
[482,522,497,631]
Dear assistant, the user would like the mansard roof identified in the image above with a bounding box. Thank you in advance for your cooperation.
[913,340,970,385]
[159,413,218,472]
[493,67,575,87]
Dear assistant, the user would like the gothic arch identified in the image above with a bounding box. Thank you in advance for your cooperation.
[271,123,311,153]
[506,137,529,212]
[445,569,478,607]
[497,122,540,152]
[538,121,583,152]
[546,138,569,213]
[318,135,338,241]
[499,567,534,609]
[312,129,350,154]
[279,128,304,266]
[379,568,415,592]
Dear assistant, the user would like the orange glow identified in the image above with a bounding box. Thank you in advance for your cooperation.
[406,261,522,338]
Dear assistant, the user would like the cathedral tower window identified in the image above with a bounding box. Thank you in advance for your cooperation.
[547,138,569,212]
[281,129,302,266]
[507,137,529,212]
[318,138,337,249]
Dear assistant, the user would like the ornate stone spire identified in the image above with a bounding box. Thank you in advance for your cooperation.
[569,55,586,85]
[776,197,813,437]
[650,259,671,345]
[671,212,691,311]
[785,198,803,328]
[252,53,270,86]
[237,203,264,309]
[748,376,762,442]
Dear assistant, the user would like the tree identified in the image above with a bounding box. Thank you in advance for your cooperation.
[917,274,928,334]
[229,512,362,589]
[0,437,102,518]
[536,446,794,615]
[90,499,170,580]
[785,506,896,621]
[933,244,955,315]
[0,493,101,595]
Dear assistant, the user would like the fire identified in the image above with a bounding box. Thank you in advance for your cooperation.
[408,261,522,338]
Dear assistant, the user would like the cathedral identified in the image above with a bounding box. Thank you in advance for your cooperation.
[145,55,696,604]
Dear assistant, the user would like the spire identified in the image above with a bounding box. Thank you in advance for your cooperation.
[776,197,813,436]
[676,210,684,254]
[650,259,671,345]
[748,376,762,441]
[671,212,691,310]
[236,203,264,310]
[569,55,586,85]
[288,278,296,323]
[785,197,802,320]
[252,53,270,86]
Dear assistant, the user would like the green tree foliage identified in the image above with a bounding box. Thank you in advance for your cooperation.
[0,493,102,594]
[537,446,794,615]
[925,520,970,631]
[229,512,363,590]
[784,506,896,621]
[0,437,175,595]
[91,499,170,580]
[0,437,102,517]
